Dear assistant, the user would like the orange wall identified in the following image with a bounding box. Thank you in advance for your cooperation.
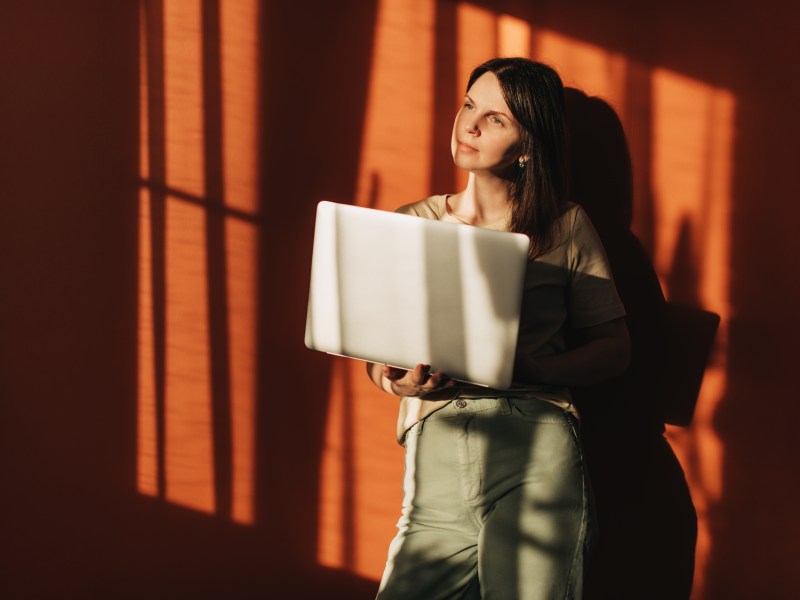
[2,0,799,597]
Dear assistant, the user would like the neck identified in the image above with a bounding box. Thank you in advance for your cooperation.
[449,172,512,226]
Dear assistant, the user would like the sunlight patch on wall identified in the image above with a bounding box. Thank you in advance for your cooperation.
[535,30,629,116]
[532,29,655,242]
[221,0,259,216]
[225,218,258,524]
[353,0,436,209]
[458,1,533,72]
[137,1,158,497]
[650,67,734,598]
[164,0,206,197]
[159,0,216,517]
[497,14,531,59]
[138,187,159,497]
[164,199,216,514]
[456,4,496,80]
[221,0,259,527]
[650,68,734,320]
[137,0,260,524]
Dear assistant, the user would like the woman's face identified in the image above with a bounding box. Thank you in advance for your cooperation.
[451,71,524,175]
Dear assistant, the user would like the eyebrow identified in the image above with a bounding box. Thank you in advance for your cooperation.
[464,94,512,120]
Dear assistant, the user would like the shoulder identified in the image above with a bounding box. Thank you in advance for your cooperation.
[394,195,448,220]
[561,202,586,228]
[561,202,601,241]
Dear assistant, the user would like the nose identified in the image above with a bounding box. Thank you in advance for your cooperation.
[464,114,479,135]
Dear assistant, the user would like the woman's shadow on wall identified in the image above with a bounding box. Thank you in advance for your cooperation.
[564,88,719,599]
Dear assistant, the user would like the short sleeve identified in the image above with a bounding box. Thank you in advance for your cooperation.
[567,207,626,328]
[394,196,444,220]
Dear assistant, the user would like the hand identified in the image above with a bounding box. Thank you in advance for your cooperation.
[383,363,459,400]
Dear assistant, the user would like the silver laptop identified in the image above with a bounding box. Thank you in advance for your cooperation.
[304,201,530,389]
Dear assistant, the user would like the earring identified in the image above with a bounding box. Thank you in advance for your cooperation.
[518,158,526,168]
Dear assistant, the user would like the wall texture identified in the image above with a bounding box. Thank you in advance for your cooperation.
[2,0,799,597]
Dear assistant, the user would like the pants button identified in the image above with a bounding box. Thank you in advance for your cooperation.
[455,399,467,408]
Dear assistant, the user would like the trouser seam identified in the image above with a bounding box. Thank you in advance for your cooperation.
[564,415,588,599]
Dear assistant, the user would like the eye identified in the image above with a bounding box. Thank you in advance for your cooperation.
[464,102,474,110]
[490,115,504,126]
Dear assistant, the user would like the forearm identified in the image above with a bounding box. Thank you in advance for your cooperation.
[514,320,631,387]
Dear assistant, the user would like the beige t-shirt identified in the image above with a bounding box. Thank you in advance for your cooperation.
[393,195,626,443]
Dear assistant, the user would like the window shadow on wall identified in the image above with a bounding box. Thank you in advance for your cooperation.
[131,0,383,597]
[11,1,800,597]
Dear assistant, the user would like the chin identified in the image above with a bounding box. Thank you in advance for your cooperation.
[452,159,475,173]
[452,152,478,169]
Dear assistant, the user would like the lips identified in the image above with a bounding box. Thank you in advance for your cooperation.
[457,141,478,152]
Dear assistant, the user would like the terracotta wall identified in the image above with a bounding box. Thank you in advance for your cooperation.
[2,0,799,597]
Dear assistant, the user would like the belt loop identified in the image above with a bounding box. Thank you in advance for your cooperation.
[501,397,512,415]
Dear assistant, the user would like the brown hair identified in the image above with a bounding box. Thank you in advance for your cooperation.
[468,58,568,258]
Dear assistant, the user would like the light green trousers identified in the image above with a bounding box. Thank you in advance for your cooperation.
[377,397,591,600]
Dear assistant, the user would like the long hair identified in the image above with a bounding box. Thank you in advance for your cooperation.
[467,58,568,258]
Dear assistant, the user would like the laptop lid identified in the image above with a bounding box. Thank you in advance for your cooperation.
[304,201,530,389]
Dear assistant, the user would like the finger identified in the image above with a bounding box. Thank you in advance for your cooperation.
[384,365,408,381]
[438,377,455,387]
[419,364,432,385]
[424,372,440,388]
[425,371,449,388]
[410,364,431,385]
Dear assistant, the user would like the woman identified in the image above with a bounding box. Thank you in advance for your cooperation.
[367,58,630,599]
